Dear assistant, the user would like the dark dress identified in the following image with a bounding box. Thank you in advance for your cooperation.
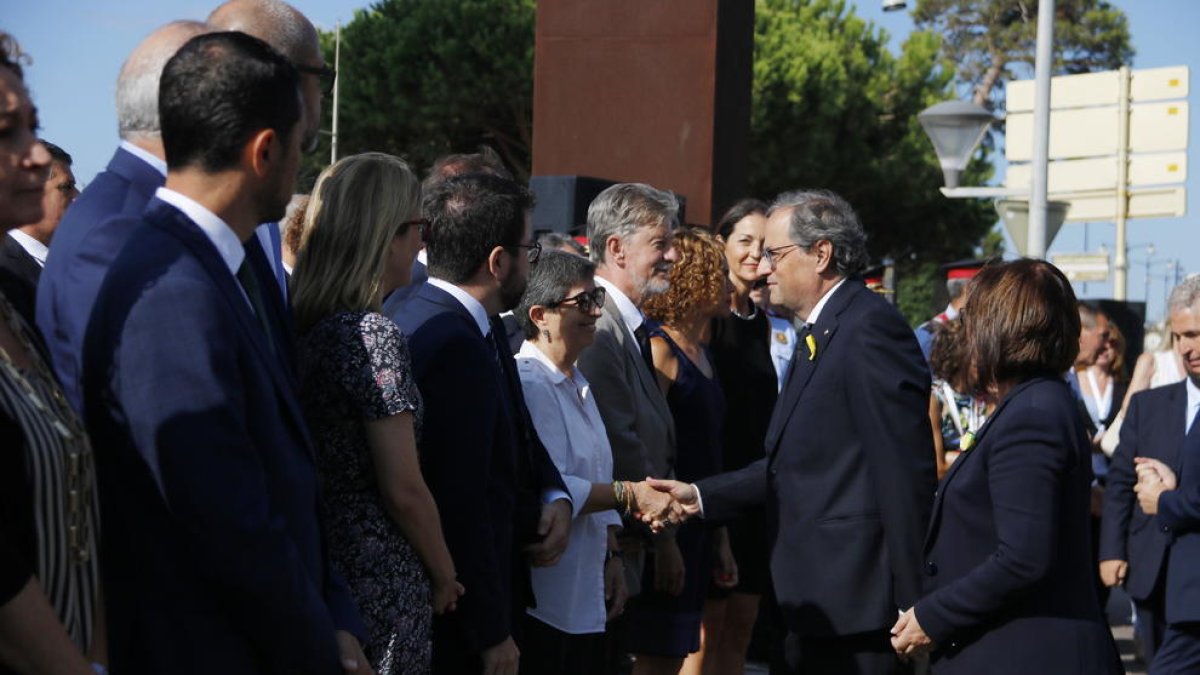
[709,306,776,594]
[625,327,726,658]
[298,311,430,675]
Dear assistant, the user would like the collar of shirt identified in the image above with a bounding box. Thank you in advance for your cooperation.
[517,338,582,387]
[803,277,847,328]
[943,303,960,321]
[7,229,48,266]
[417,248,428,265]
[1187,376,1200,434]
[595,275,645,338]
[426,277,490,337]
[120,140,168,177]
[154,187,245,276]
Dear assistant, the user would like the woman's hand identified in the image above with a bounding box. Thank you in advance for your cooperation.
[654,537,686,597]
[604,555,628,620]
[712,527,739,589]
[431,575,465,615]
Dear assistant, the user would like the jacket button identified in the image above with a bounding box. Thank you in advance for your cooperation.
[769,468,778,477]
[925,561,938,576]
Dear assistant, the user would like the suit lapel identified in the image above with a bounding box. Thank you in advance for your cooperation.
[603,298,672,424]
[147,200,312,449]
[0,236,41,283]
[1166,382,1189,470]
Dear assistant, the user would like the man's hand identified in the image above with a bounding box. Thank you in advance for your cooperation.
[1098,559,1128,587]
[654,537,686,596]
[889,608,934,661]
[643,478,702,532]
[604,555,628,621]
[627,480,684,526]
[1135,457,1177,516]
[526,499,571,567]
[481,636,519,675]
[335,630,375,674]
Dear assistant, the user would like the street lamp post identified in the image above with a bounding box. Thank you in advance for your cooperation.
[917,101,995,190]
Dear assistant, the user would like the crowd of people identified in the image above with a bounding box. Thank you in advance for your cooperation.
[4,2,1200,675]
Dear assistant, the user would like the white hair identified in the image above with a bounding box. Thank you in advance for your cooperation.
[115,20,209,141]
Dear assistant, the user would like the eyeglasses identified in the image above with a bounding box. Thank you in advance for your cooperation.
[548,287,607,314]
[296,63,337,97]
[762,244,800,269]
[508,241,542,264]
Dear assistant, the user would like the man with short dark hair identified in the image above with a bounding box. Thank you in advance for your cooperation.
[394,173,570,675]
[82,32,366,674]
[1,140,75,328]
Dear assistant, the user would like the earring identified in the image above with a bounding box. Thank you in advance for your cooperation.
[542,329,552,342]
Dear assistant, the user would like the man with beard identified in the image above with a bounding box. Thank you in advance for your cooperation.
[81,32,367,673]
[393,173,570,675]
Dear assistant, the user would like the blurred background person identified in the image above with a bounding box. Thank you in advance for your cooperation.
[292,153,462,674]
[928,318,989,478]
[1079,322,1130,447]
[537,230,587,257]
[279,193,308,276]
[704,199,775,674]
[633,228,734,675]
[0,32,102,675]
[892,259,1122,674]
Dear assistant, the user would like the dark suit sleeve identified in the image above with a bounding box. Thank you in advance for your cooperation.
[915,402,1073,643]
[109,278,340,672]
[577,323,658,480]
[847,307,936,611]
[695,457,768,523]
[1100,394,1145,561]
[1158,444,1200,534]
[410,325,511,651]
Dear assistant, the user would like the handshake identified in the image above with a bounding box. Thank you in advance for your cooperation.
[1133,457,1177,516]
[613,478,703,532]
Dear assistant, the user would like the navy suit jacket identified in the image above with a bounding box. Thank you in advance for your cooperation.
[1155,391,1200,624]
[38,145,164,413]
[0,234,42,332]
[697,279,935,638]
[916,378,1120,674]
[1100,382,1185,601]
[394,282,565,654]
[82,199,361,674]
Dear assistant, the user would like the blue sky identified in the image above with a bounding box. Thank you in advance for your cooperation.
[7,0,1197,320]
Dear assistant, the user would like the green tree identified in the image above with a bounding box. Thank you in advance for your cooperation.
[914,0,1134,107]
[750,0,995,322]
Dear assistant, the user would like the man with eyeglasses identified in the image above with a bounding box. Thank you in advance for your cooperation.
[394,173,570,675]
[2,140,76,330]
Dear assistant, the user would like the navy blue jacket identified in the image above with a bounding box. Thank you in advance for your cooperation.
[917,378,1121,674]
[1100,382,1186,601]
[394,282,566,654]
[82,199,361,674]
[38,146,163,413]
[1155,394,1200,624]
[697,279,935,637]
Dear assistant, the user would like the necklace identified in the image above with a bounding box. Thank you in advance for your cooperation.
[0,295,94,563]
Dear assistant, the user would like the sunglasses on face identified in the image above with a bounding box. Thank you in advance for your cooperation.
[547,287,607,314]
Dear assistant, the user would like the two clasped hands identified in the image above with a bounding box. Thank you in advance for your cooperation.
[1133,456,1177,515]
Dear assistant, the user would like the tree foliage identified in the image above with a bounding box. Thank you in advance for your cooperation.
[914,0,1134,107]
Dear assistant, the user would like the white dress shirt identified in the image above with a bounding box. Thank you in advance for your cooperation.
[155,187,245,276]
[595,276,647,354]
[1187,376,1200,435]
[120,140,168,177]
[7,229,48,267]
[517,341,620,634]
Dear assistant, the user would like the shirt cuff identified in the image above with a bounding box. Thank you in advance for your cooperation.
[692,483,705,518]
[541,488,571,507]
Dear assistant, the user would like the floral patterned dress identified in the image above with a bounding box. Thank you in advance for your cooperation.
[299,311,429,674]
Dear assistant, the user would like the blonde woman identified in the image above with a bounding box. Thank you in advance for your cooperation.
[292,153,462,674]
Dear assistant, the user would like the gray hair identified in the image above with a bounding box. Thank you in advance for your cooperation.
[516,251,597,340]
[1168,274,1200,315]
[207,0,319,64]
[538,231,587,257]
[947,277,970,300]
[115,20,209,140]
[1078,301,1102,328]
[770,189,868,278]
[587,183,679,264]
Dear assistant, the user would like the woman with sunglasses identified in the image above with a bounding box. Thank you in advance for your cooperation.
[291,152,462,674]
[513,250,643,675]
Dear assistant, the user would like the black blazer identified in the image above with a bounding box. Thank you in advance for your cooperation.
[697,279,935,637]
[82,199,362,674]
[1154,398,1200,624]
[394,282,566,654]
[0,234,42,330]
[1100,382,1185,601]
[916,378,1121,675]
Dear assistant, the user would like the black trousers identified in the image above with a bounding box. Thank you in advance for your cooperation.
[1136,572,1169,666]
[783,629,911,675]
[518,614,606,675]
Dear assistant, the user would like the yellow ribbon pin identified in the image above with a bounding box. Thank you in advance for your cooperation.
[805,333,817,361]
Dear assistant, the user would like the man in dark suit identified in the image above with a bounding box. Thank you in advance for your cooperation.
[1,140,76,330]
[1100,281,1197,663]
[1131,278,1200,674]
[82,32,366,674]
[648,189,935,674]
[393,173,570,675]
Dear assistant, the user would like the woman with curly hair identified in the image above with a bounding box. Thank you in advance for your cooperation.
[624,228,734,675]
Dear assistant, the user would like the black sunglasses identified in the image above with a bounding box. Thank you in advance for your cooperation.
[548,287,607,314]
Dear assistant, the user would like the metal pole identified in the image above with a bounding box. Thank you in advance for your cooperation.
[330,21,341,165]
[1113,66,1132,300]
[1144,244,1154,303]
[1027,0,1055,259]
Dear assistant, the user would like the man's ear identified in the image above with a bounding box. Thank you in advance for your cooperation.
[605,235,624,266]
[486,245,508,282]
[245,128,277,179]
[813,240,834,274]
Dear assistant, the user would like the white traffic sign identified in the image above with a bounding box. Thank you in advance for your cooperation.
[1006,152,1187,192]
[1006,101,1188,161]
[1060,187,1186,222]
[1051,253,1110,282]
[1008,65,1189,111]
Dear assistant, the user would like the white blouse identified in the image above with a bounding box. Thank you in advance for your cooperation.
[516,340,621,634]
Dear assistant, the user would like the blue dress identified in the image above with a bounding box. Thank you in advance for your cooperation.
[625,326,726,657]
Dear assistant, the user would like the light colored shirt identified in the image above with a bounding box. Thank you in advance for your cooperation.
[1187,376,1200,435]
[254,222,288,301]
[426,277,490,336]
[7,230,48,267]
[155,187,251,311]
[517,340,620,634]
[802,277,846,326]
[595,275,646,353]
[120,141,167,177]
[767,312,796,391]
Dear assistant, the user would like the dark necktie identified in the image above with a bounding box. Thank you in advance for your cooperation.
[236,259,278,358]
[633,323,656,376]
[780,322,813,392]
